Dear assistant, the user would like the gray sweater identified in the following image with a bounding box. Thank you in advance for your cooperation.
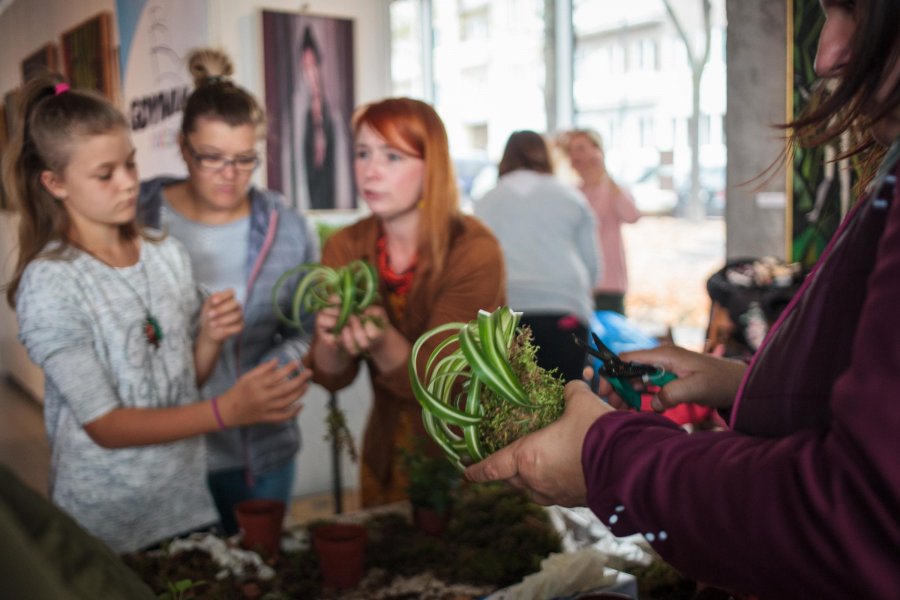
[474,170,600,324]
[16,238,216,553]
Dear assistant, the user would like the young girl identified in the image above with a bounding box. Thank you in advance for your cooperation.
[3,75,309,553]
[138,48,319,535]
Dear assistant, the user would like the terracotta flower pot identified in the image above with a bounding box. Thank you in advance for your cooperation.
[234,499,286,557]
[312,523,367,590]
[412,504,452,536]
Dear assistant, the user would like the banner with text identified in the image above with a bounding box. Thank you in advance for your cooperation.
[116,0,208,178]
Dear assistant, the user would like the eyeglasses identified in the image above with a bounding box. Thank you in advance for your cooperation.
[183,139,260,173]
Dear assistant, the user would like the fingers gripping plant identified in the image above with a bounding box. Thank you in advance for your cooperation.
[409,306,565,471]
[272,259,379,334]
[272,259,379,463]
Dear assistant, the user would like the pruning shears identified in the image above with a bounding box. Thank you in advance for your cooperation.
[576,332,677,410]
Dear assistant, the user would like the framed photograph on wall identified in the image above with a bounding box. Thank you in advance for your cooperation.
[0,89,19,211]
[61,12,116,100]
[262,10,355,211]
[786,0,857,267]
[21,43,60,83]
[0,103,6,211]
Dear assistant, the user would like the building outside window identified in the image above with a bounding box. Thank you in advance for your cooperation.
[388,0,727,339]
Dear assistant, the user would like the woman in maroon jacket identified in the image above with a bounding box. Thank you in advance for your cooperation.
[467,1,900,598]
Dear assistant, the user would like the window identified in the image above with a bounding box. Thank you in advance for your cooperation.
[429,0,546,158]
[700,114,711,145]
[459,5,489,41]
[390,0,427,99]
[640,115,655,148]
[639,38,657,71]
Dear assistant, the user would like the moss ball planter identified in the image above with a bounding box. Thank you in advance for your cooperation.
[409,306,566,470]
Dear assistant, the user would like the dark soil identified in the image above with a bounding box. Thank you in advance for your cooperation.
[123,483,560,599]
[123,483,719,600]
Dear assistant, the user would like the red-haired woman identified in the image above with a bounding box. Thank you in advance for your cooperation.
[306,97,506,506]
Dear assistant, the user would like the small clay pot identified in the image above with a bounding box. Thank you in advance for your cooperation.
[234,499,286,557]
[312,523,367,589]
[412,504,451,536]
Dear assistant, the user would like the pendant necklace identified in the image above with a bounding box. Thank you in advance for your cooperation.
[83,242,164,349]
[72,243,164,350]
[124,260,164,349]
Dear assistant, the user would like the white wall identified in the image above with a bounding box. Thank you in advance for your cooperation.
[0,0,118,400]
[0,0,391,500]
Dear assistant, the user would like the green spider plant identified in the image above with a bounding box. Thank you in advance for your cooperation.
[272,259,379,334]
[271,260,378,464]
[409,306,565,471]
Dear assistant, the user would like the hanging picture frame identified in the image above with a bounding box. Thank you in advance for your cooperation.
[262,10,356,211]
[61,12,117,100]
[21,43,60,83]
[786,0,857,267]
[0,89,19,211]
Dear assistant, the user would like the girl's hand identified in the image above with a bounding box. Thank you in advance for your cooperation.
[200,289,244,344]
[597,346,745,412]
[219,359,312,426]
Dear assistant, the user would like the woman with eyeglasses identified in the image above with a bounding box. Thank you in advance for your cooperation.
[138,48,319,535]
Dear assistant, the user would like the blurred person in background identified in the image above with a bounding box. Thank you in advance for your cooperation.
[475,130,599,382]
[562,129,641,315]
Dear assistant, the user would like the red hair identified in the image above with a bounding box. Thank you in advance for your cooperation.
[352,97,461,292]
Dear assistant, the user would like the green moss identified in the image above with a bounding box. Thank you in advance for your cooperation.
[479,327,565,455]
[126,485,562,596]
[365,484,561,587]
[400,439,461,514]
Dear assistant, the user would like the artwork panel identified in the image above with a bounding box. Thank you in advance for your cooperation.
[262,10,356,211]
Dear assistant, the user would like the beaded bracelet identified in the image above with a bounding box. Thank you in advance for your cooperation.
[210,396,227,430]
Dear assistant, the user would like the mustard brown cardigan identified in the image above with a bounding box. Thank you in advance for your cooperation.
[307,214,506,484]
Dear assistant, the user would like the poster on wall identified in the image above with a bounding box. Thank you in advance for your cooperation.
[0,90,19,211]
[787,0,856,267]
[21,44,60,83]
[116,0,208,179]
[61,12,117,100]
[262,11,355,211]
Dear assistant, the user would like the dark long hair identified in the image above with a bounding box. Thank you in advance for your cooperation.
[2,75,132,307]
[788,0,900,167]
[498,130,554,177]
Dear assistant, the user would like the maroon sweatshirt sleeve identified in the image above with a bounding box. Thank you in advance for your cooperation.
[582,170,900,598]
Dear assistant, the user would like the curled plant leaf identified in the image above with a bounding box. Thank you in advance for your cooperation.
[409,306,565,471]
[272,260,379,334]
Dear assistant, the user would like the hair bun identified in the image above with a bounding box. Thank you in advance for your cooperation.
[187,48,234,87]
